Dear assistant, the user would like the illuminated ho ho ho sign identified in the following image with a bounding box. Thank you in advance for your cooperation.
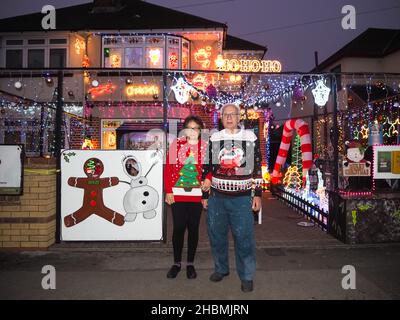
[215,55,282,73]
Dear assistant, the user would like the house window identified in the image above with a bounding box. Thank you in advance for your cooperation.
[125,47,143,68]
[6,40,23,46]
[182,40,190,70]
[145,47,163,68]
[50,48,66,68]
[28,39,45,45]
[6,49,23,68]
[28,49,45,68]
[4,37,68,68]
[104,48,122,68]
[102,34,188,69]
[49,39,67,45]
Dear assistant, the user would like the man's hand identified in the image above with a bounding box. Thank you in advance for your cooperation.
[201,199,208,210]
[202,179,211,192]
[252,196,262,212]
[165,193,175,205]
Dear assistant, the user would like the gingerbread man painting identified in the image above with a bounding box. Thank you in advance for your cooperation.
[64,158,125,227]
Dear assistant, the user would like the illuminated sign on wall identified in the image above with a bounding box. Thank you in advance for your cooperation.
[75,38,85,55]
[194,46,212,69]
[88,83,117,99]
[126,85,160,97]
[215,55,282,73]
[190,73,216,91]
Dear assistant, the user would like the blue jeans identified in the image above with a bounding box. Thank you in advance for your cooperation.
[207,191,256,281]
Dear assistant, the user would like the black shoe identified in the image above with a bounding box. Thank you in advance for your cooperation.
[186,265,197,279]
[167,265,181,279]
[209,272,229,282]
[241,280,253,292]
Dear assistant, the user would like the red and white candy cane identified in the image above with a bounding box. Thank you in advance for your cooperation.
[272,119,312,184]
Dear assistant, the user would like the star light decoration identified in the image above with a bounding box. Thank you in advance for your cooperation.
[312,80,331,107]
[171,77,191,104]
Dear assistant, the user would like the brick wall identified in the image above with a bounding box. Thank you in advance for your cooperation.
[69,116,101,150]
[0,158,56,249]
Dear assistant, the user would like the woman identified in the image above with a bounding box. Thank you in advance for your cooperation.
[164,115,210,279]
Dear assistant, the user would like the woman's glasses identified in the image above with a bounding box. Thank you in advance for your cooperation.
[186,127,201,131]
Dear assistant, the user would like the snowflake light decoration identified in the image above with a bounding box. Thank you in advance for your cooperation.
[312,80,331,107]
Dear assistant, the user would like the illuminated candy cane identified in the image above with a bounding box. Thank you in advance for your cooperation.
[272,119,312,184]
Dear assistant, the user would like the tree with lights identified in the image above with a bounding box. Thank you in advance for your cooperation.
[174,152,200,192]
[283,166,302,189]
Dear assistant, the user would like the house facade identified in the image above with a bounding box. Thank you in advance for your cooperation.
[0,0,268,156]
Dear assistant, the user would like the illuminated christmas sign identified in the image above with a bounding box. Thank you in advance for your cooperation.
[126,85,159,97]
[88,83,117,99]
[189,73,216,91]
[75,38,85,55]
[194,46,212,69]
[215,55,282,73]
[240,109,260,120]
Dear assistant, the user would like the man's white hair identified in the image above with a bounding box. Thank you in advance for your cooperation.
[220,103,240,115]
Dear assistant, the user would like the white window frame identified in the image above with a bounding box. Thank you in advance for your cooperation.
[2,36,69,68]
[102,34,189,69]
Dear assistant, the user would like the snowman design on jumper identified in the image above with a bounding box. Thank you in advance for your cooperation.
[122,153,160,222]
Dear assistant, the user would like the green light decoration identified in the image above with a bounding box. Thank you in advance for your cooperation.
[174,152,200,192]
[352,210,357,226]
[292,134,302,174]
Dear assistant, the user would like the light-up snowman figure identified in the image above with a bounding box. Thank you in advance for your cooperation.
[122,152,161,222]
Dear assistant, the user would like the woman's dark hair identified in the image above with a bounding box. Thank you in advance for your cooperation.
[183,115,204,130]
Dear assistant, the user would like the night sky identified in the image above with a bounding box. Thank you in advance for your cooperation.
[1,0,400,71]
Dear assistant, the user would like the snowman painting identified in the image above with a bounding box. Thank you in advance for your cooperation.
[122,153,160,222]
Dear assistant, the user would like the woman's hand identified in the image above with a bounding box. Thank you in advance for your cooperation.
[201,179,211,192]
[165,193,175,205]
[252,196,262,212]
[201,199,208,210]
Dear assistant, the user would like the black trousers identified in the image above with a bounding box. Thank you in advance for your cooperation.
[171,202,203,263]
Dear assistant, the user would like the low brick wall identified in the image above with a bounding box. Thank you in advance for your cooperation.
[0,158,56,249]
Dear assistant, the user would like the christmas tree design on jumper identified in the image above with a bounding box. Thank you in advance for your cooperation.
[175,152,200,192]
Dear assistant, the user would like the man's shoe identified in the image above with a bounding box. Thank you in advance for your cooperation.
[186,265,197,279]
[241,280,253,292]
[209,272,229,282]
[167,265,181,279]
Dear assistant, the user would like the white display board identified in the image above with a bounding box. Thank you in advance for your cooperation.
[61,149,163,241]
[373,145,400,179]
[0,145,23,195]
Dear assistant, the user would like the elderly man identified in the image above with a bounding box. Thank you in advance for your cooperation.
[201,103,263,292]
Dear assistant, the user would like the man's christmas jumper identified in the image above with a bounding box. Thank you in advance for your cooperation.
[202,129,263,197]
